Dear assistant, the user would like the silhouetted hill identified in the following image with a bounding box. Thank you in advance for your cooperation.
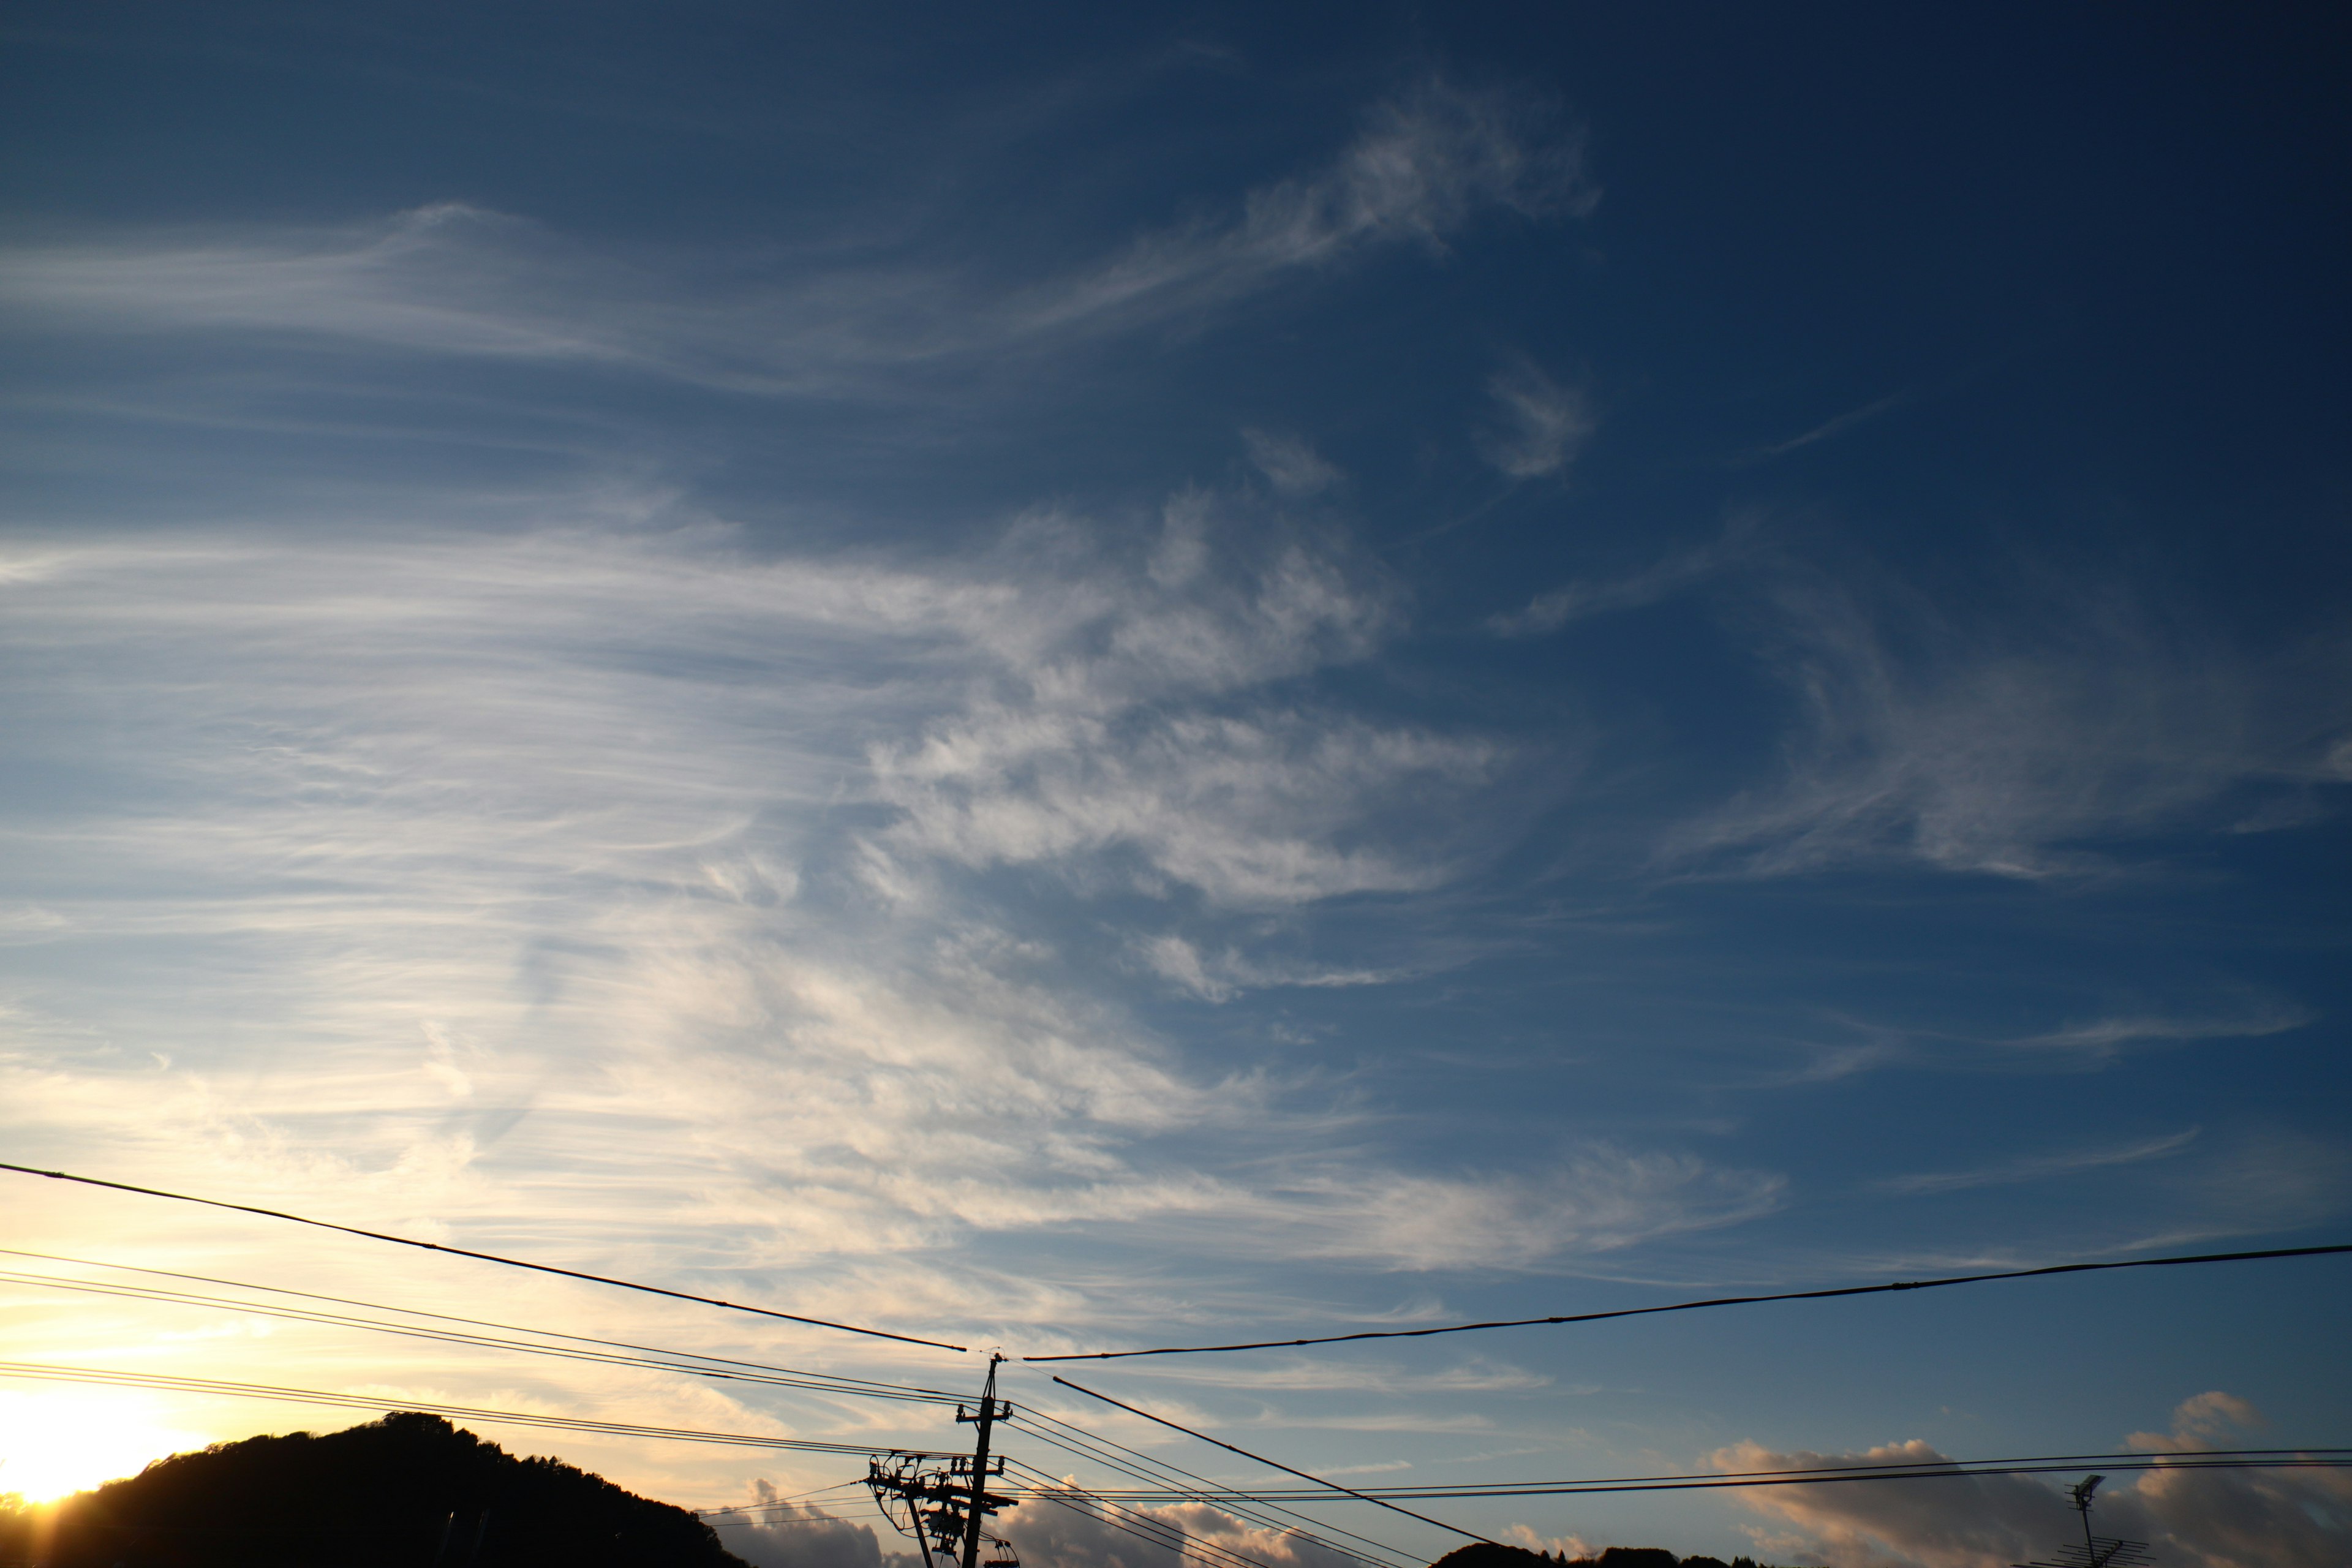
[1429,1540,1787,1568]
[0,1411,748,1567]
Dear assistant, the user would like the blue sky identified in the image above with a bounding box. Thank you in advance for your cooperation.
[2,5,2348,1565]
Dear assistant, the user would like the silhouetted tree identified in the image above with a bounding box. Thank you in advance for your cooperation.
[14,1411,747,1567]
[1426,1544,1793,1568]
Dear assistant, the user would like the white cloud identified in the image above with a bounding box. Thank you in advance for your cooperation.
[1138,935,1405,1004]
[1744,390,1912,462]
[1877,1129,2199,1196]
[1145,1148,1784,1273]
[0,488,1749,1339]
[1664,571,2352,878]
[1487,520,1754,638]
[1476,357,1593,480]
[0,84,1590,401]
[865,499,1507,908]
[1782,998,2313,1085]
[2003,1007,2313,1058]
[1718,1394,2352,1567]
[1242,431,1342,498]
[1019,81,1593,338]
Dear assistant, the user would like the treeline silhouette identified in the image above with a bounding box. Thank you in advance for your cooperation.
[0,1411,748,1567]
[1433,1540,1798,1568]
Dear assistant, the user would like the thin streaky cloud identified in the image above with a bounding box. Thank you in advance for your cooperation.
[0,83,1591,404]
[1877,1128,2200,1196]
[1486,518,1755,637]
[1662,570,2352,878]
[1742,389,1912,461]
[2005,1006,2315,1056]
[1475,356,1593,480]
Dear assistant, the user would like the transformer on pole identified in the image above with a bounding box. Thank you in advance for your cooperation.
[869,1355,1020,1568]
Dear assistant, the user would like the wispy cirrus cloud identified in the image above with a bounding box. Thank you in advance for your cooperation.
[1486,518,1754,637]
[1242,430,1343,498]
[0,82,1591,403]
[0,481,1753,1322]
[1741,389,1912,462]
[1136,933,1410,1004]
[1663,568,2352,878]
[864,497,1507,908]
[2004,1006,2315,1058]
[1474,356,1593,480]
[1780,998,2313,1085]
[1019,81,1593,337]
[1877,1128,2199,1196]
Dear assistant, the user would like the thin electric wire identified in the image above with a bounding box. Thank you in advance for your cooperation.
[1001,1417,1405,1568]
[1348,1458,2352,1499]
[1052,1377,1495,1547]
[1015,1485,1219,1567]
[1004,1411,1409,1566]
[0,1360,952,1457]
[1001,1408,1414,1568]
[1009,1469,1267,1568]
[1004,1461,1285,1568]
[0,1161,964,1352]
[0,1246,960,1401]
[1025,1242,2352,1360]
[696,1479,873,1518]
[1030,1447,2352,1501]
[0,1268,955,1406]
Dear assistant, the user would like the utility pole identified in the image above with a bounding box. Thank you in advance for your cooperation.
[867,1354,1019,1568]
[955,1355,1009,1568]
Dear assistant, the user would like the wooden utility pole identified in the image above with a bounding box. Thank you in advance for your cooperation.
[956,1355,1009,1568]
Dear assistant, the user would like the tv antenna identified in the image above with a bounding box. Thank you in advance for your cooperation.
[2011,1474,2153,1567]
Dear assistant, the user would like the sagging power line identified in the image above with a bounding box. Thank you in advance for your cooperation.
[1003,1404,1415,1568]
[1052,1376,1497,1547]
[1,1246,960,1401]
[0,1266,957,1406]
[1005,1465,1285,1568]
[0,1161,963,1352]
[1023,1447,2352,1502]
[0,1359,934,1453]
[1025,1242,2352,1360]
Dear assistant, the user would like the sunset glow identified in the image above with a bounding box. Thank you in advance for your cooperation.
[4,6,2348,1564]
[0,1389,205,1504]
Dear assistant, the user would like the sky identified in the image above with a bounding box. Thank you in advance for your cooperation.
[1,4,2349,1565]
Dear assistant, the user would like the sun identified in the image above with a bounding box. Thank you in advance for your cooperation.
[0,1389,207,1504]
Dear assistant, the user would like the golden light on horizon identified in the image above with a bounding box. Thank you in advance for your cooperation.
[0,1388,208,1504]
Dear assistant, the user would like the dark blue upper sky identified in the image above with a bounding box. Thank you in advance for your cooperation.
[2,4,2348,1562]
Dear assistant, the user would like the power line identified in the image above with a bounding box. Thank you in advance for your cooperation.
[696,1479,872,1519]
[1007,1463,1280,1568]
[1003,1413,1408,1566]
[0,1161,964,1353]
[0,1246,960,1401]
[1002,1406,1414,1568]
[1052,1377,1495,1547]
[1028,1447,2352,1501]
[1025,1243,2352,1361]
[1003,1463,1286,1568]
[0,1267,957,1406]
[0,1360,953,1457]
[1000,1411,1410,1568]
